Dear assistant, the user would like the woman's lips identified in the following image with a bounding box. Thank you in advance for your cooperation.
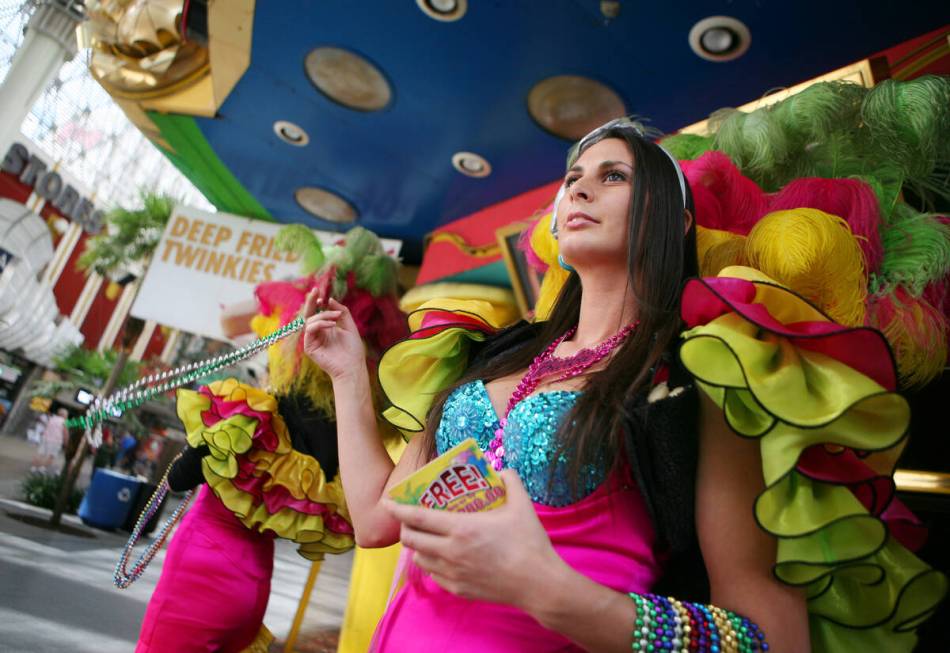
[565,212,599,229]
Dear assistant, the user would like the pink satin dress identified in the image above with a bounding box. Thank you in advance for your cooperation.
[372,470,660,652]
[136,486,275,653]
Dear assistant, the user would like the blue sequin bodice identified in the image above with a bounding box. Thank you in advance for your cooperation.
[434,380,606,506]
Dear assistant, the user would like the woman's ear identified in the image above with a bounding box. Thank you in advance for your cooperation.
[684,209,694,235]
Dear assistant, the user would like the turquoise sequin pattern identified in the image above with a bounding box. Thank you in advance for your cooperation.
[435,381,606,506]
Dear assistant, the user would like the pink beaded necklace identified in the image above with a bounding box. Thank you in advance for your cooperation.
[485,321,640,470]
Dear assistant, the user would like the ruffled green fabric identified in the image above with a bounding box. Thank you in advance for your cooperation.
[680,268,946,652]
[379,300,496,437]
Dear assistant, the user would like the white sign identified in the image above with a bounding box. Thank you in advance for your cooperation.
[130,205,401,341]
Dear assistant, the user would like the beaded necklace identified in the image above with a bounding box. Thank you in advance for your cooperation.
[485,321,639,471]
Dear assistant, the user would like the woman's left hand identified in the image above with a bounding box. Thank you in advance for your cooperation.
[387,469,564,609]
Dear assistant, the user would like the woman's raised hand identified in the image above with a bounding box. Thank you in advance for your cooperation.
[301,289,365,383]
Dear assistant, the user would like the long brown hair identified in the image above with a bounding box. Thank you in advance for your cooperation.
[419,127,698,492]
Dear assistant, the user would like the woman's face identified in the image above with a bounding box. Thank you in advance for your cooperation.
[555,137,633,270]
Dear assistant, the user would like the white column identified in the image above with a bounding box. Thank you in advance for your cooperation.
[41,221,82,286]
[130,319,158,361]
[97,280,138,352]
[69,271,103,327]
[159,328,182,364]
[0,1,84,152]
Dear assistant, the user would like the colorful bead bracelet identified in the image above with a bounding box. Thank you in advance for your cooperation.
[629,592,769,653]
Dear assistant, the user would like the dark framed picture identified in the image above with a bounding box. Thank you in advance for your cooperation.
[496,222,543,319]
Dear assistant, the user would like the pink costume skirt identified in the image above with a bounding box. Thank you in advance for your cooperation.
[371,470,662,652]
[136,485,275,653]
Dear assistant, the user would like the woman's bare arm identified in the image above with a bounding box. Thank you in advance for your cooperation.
[694,391,811,651]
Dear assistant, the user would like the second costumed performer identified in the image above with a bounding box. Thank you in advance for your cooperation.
[135,227,406,653]
[301,116,946,652]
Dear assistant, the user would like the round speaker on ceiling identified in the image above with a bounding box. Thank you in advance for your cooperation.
[305,47,392,112]
[528,75,626,141]
[295,187,358,224]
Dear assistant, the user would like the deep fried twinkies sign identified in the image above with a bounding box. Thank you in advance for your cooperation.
[131,205,399,341]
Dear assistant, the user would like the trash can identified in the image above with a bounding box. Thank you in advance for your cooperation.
[120,481,168,536]
[78,468,142,530]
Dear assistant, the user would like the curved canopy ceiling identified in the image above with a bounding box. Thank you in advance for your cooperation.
[186,1,947,261]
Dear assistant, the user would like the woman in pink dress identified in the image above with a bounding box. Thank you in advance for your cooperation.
[301,118,944,652]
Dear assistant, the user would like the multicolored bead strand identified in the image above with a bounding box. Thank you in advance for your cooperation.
[485,321,639,471]
[113,452,195,589]
[69,317,305,445]
[628,593,768,653]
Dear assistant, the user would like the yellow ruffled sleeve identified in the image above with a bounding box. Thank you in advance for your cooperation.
[379,299,502,437]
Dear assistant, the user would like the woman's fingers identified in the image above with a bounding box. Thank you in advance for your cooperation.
[388,501,455,535]
[306,310,342,323]
[304,320,338,333]
[400,526,446,557]
[302,288,323,319]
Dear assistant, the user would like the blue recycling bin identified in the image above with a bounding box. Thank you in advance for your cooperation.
[78,468,142,530]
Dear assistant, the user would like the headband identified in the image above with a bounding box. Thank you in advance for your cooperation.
[551,118,687,234]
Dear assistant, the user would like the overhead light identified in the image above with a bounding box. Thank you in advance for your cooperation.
[451,152,491,178]
[273,120,309,146]
[527,75,626,141]
[305,47,392,111]
[295,187,358,224]
[416,0,467,22]
[600,1,621,19]
[689,16,751,62]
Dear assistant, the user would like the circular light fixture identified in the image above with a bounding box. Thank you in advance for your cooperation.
[305,47,392,111]
[416,0,467,22]
[688,16,751,62]
[273,120,309,146]
[527,75,627,141]
[295,187,358,224]
[451,151,491,178]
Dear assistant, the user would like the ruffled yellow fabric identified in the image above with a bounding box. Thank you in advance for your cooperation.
[204,472,353,559]
[680,267,946,652]
[177,380,354,560]
[380,299,499,437]
[399,282,519,325]
[528,213,571,320]
[248,448,350,521]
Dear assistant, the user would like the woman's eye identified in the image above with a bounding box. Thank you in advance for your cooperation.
[565,176,579,187]
[605,170,627,182]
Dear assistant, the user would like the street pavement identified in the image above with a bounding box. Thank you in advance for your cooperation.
[0,434,353,653]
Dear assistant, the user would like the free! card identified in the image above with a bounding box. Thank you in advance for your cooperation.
[388,438,506,512]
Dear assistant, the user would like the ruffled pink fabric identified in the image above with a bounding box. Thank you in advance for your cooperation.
[229,469,354,536]
[681,276,897,390]
[796,446,927,552]
[199,387,280,451]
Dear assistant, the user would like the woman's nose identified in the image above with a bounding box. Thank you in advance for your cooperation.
[571,177,593,202]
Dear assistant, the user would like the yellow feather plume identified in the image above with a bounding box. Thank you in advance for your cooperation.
[745,208,867,326]
[696,226,748,276]
[530,213,570,321]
